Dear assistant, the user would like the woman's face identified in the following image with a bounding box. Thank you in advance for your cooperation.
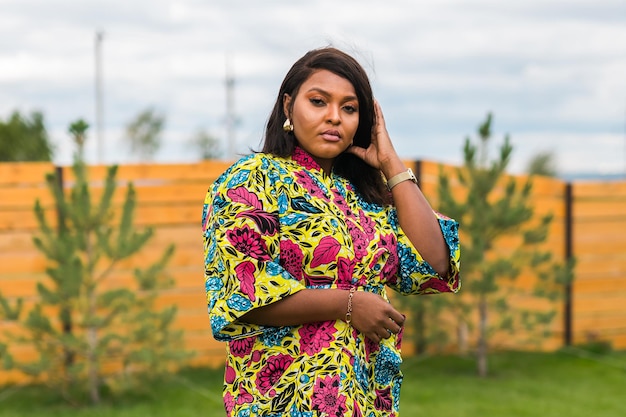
[284,69,359,173]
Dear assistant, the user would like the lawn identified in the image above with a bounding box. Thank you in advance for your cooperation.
[0,350,624,416]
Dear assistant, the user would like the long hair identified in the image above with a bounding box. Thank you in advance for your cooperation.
[262,47,389,206]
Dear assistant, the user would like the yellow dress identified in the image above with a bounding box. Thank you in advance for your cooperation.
[202,147,460,416]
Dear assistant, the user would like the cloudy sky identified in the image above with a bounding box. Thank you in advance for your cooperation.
[1,0,625,176]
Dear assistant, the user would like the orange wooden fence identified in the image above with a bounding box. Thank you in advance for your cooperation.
[571,181,626,348]
[0,160,624,384]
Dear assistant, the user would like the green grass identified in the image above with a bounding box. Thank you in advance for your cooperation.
[0,350,624,416]
[400,349,626,416]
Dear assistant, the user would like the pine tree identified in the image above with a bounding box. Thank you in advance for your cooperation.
[435,113,572,376]
[68,119,89,161]
[0,121,190,404]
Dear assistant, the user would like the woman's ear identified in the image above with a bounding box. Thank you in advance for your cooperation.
[283,93,292,118]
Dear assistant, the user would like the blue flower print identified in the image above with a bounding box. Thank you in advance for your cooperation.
[374,345,401,385]
[278,193,289,214]
[210,315,229,340]
[353,355,370,390]
[226,294,252,311]
[439,217,460,255]
[227,169,251,188]
[392,375,403,411]
[281,212,307,226]
[260,326,292,347]
[205,277,223,291]
[212,195,228,211]
[265,261,283,276]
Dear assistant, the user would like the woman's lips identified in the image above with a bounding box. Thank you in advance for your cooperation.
[321,130,341,141]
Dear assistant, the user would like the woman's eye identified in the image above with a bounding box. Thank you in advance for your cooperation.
[343,105,358,114]
[310,98,325,106]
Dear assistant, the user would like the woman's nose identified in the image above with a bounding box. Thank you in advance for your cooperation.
[326,105,340,124]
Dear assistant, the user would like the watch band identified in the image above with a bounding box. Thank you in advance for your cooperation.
[386,168,417,191]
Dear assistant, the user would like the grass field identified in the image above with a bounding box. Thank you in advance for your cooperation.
[0,350,624,416]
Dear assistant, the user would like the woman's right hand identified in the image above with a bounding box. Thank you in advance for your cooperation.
[349,290,405,344]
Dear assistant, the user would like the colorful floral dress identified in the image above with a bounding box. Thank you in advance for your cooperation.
[202,147,460,417]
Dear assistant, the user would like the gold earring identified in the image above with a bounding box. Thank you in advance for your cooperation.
[283,118,293,132]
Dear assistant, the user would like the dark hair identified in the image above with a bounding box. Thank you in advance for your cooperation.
[262,47,389,206]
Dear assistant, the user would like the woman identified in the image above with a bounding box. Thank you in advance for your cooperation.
[202,47,460,416]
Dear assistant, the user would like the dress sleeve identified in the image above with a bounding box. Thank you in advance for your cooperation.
[202,155,305,341]
[387,209,461,295]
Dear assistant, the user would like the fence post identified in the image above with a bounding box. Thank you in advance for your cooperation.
[53,165,75,367]
[564,182,573,346]
[413,159,426,354]
[414,159,422,188]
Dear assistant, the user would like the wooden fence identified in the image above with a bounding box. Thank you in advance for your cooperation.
[570,181,626,348]
[0,160,624,384]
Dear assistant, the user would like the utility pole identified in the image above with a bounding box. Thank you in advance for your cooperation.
[95,30,104,164]
[225,54,236,159]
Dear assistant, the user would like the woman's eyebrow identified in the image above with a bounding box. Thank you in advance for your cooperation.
[306,87,358,101]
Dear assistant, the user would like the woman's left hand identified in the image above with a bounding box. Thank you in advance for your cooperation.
[346,100,399,172]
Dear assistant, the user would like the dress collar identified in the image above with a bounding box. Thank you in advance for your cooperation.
[291,146,324,172]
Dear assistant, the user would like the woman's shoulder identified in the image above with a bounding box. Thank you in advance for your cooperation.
[229,152,276,171]
[212,152,288,189]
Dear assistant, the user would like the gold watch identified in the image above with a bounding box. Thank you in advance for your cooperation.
[386,168,417,191]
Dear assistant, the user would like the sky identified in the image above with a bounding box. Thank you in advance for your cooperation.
[1,0,626,177]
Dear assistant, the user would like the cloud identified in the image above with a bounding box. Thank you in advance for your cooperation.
[1,0,625,177]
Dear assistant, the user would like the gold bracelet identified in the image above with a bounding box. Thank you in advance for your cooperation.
[345,287,356,325]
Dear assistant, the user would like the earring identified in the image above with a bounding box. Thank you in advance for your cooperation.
[283,118,294,132]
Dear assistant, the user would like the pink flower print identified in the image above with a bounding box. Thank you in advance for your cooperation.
[225,364,236,383]
[255,354,294,395]
[304,272,334,287]
[379,233,398,279]
[227,186,262,209]
[226,224,270,260]
[280,239,304,281]
[347,222,369,261]
[293,146,320,170]
[420,277,453,293]
[358,210,376,240]
[365,337,380,360]
[237,209,279,235]
[251,349,262,363]
[229,336,255,358]
[236,383,254,405]
[311,236,341,268]
[337,257,355,286]
[234,261,256,301]
[224,391,235,417]
[374,386,393,411]
[333,194,350,215]
[311,375,347,416]
[298,321,337,355]
[294,171,328,200]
